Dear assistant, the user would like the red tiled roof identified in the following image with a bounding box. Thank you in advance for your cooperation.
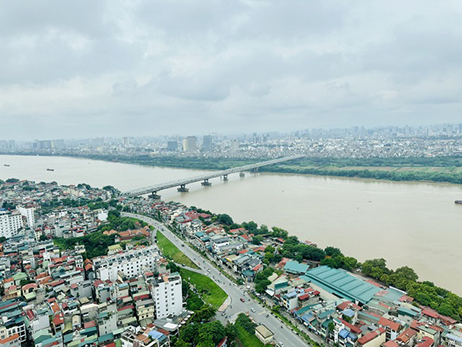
[422,309,439,319]
[378,317,400,331]
[383,341,399,347]
[396,328,418,343]
[84,321,96,329]
[357,328,385,345]
[416,337,434,347]
[339,319,362,335]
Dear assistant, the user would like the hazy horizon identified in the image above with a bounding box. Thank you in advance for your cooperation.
[2,0,462,140]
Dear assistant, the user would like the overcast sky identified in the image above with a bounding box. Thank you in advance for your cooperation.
[1,0,462,140]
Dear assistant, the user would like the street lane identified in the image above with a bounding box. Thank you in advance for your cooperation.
[123,213,310,347]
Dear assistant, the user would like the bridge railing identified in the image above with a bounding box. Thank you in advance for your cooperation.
[122,155,304,197]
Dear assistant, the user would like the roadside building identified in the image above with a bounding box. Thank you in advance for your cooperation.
[255,325,274,345]
[150,272,183,319]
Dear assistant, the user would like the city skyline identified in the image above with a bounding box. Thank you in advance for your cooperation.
[2,1,462,140]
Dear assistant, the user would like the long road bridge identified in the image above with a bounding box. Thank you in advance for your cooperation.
[122,155,305,198]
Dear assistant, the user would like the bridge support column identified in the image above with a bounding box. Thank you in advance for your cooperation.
[239,172,245,177]
[177,184,189,192]
[223,174,228,181]
[201,179,212,186]
[149,191,161,200]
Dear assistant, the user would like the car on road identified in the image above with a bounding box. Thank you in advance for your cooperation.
[278,343,285,347]
[221,312,226,316]
[240,298,245,302]
[251,308,256,313]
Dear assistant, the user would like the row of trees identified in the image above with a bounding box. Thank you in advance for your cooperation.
[362,258,462,319]
[53,231,118,259]
[263,165,462,185]
[195,207,462,320]
[98,210,149,232]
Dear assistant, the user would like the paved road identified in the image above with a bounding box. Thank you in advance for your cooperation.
[124,213,310,347]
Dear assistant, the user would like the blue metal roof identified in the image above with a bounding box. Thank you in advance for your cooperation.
[342,308,355,318]
[339,329,350,339]
[305,266,380,304]
[148,330,166,341]
[284,261,310,274]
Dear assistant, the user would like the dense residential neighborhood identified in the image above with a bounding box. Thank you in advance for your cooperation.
[1,179,462,347]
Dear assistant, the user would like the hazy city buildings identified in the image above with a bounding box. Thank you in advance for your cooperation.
[202,135,213,152]
[182,136,197,153]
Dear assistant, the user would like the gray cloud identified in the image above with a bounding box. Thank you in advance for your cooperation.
[1,0,462,139]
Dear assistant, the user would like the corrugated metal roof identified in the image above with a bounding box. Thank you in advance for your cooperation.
[306,266,380,304]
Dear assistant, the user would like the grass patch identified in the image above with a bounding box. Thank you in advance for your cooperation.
[180,268,227,309]
[235,325,272,347]
[156,231,198,269]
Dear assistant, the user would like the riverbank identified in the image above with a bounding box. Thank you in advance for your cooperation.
[3,152,462,185]
[2,154,462,295]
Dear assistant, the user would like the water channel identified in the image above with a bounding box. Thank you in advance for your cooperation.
[1,154,461,293]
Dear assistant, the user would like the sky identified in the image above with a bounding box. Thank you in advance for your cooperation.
[1,0,462,140]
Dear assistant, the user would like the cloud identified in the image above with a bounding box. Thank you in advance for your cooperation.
[1,0,462,139]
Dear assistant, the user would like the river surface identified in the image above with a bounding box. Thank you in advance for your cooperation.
[1,154,462,294]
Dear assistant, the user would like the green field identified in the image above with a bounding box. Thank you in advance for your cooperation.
[180,268,228,309]
[156,231,198,269]
[235,325,272,347]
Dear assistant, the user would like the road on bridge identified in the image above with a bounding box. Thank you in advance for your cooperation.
[122,155,305,198]
[123,212,310,347]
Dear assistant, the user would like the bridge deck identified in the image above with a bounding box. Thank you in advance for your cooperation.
[122,155,305,197]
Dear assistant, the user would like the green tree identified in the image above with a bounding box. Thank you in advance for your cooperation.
[217,214,233,225]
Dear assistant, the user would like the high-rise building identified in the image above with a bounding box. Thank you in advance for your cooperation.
[91,137,105,148]
[18,206,35,229]
[230,139,240,152]
[0,210,23,238]
[182,136,197,153]
[93,246,160,282]
[167,141,178,151]
[202,135,213,152]
[150,272,183,319]
[122,137,130,147]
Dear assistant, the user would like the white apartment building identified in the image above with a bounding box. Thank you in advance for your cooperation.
[150,272,183,319]
[0,210,23,238]
[18,206,35,229]
[93,246,160,282]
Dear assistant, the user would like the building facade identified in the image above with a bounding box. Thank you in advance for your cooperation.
[0,210,23,238]
[150,273,183,319]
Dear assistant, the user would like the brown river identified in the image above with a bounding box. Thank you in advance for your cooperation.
[1,154,461,294]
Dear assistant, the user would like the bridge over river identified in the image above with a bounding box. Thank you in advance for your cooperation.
[122,155,305,198]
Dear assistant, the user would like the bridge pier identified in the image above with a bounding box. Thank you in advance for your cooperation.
[239,172,245,177]
[177,184,189,192]
[201,179,212,186]
[149,191,161,200]
[223,174,228,181]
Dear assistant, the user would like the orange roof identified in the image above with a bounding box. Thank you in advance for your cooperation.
[396,328,418,344]
[0,334,20,343]
[357,328,385,345]
[378,317,400,331]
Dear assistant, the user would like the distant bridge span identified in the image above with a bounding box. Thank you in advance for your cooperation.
[122,155,305,198]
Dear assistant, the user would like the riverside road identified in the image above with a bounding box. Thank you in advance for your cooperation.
[123,213,310,347]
